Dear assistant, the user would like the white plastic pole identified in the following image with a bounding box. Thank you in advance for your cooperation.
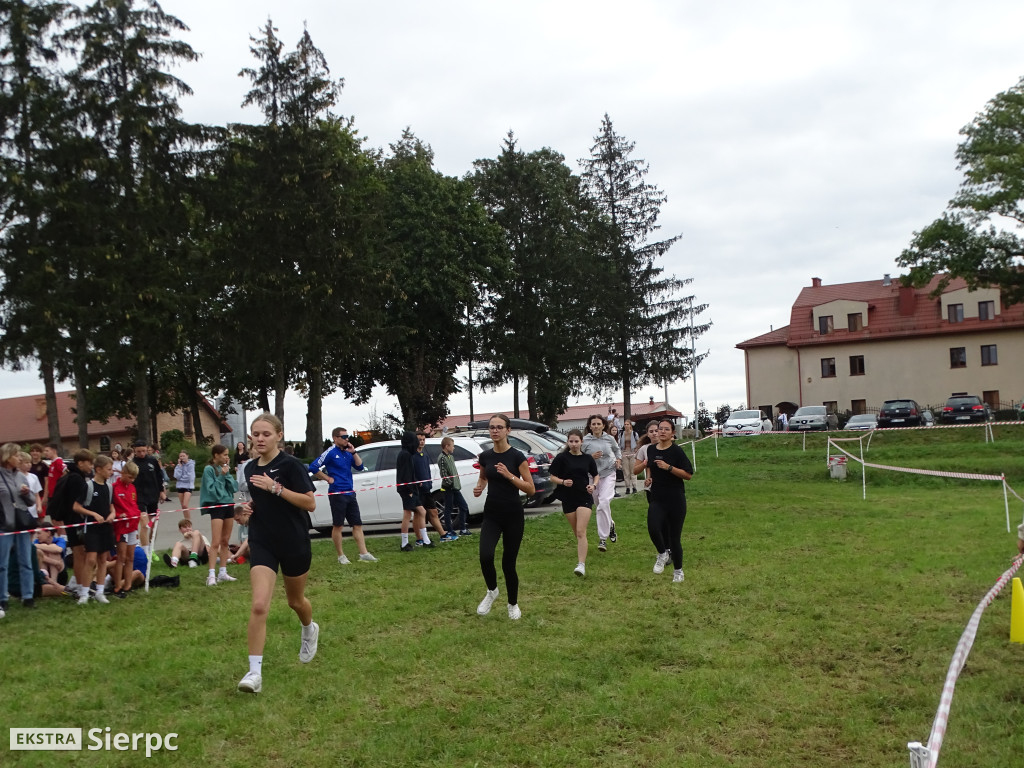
[145,512,160,593]
[1003,476,1010,533]
[861,437,866,500]
[690,440,696,471]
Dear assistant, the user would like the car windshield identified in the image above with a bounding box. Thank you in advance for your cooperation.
[731,410,761,420]
[883,401,912,410]
[795,406,825,416]
[948,397,980,407]
[848,415,875,423]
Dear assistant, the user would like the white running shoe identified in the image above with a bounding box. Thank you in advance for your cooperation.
[358,552,378,562]
[672,569,685,583]
[508,604,522,620]
[653,551,669,575]
[93,591,109,604]
[77,590,90,605]
[217,571,237,582]
[574,562,586,577]
[188,560,198,568]
[299,621,320,663]
[237,671,262,693]
[476,588,499,616]
[598,538,607,552]
[206,574,217,587]
[338,554,351,565]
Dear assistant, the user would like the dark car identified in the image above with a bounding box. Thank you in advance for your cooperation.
[472,431,555,506]
[940,395,990,424]
[877,399,925,428]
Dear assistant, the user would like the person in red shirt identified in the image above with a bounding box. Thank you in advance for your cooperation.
[43,443,65,511]
[111,462,142,597]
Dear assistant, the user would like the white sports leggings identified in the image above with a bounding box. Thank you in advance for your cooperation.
[594,474,616,540]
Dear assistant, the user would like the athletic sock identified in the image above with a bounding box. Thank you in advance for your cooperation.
[219,567,228,576]
[170,556,179,566]
[248,655,263,675]
[301,621,314,638]
[419,528,429,543]
[208,568,216,578]
[401,533,409,546]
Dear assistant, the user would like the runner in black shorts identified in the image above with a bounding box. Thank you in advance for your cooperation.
[237,413,319,694]
[548,429,598,577]
[74,455,116,604]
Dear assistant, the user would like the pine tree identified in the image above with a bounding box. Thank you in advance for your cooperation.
[580,114,709,421]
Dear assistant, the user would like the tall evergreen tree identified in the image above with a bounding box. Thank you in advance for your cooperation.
[471,133,600,425]
[580,114,709,421]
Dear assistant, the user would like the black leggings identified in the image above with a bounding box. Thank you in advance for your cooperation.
[478,509,524,605]
[645,489,671,555]
[647,495,687,570]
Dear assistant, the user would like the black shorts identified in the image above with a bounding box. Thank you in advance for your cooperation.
[328,493,362,527]
[139,501,159,515]
[203,504,234,521]
[248,535,312,578]
[398,489,419,512]
[84,522,116,554]
[419,487,434,510]
[175,487,192,494]
[65,514,86,548]
[561,496,593,515]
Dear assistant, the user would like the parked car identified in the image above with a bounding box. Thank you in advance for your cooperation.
[940,395,991,424]
[877,399,926,428]
[466,429,556,506]
[845,413,878,431]
[789,405,837,431]
[306,436,488,534]
[722,409,770,436]
[921,409,935,427]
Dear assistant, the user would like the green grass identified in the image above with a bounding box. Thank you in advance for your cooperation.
[4,428,1024,767]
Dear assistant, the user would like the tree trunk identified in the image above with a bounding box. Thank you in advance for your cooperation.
[189,394,207,446]
[148,372,159,448]
[73,363,89,449]
[304,367,323,458]
[40,357,62,445]
[526,379,537,422]
[134,361,150,445]
[273,360,286,427]
[257,375,271,414]
[512,373,520,418]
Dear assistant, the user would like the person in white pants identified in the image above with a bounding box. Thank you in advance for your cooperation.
[582,414,622,552]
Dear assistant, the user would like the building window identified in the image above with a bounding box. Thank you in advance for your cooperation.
[847,313,863,332]
[849,355,865,376]
[820,358,836,378]
[978,300,994,320]
[818,315,833,335]
[950,347,966,368]
[823,401,838,415]
[983,390,1000,410]
[981,344,997,366]
[99,436,111,452]
[851,399,866,415]
[947,303,964,323]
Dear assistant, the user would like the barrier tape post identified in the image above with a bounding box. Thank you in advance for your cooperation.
[802,431,806,452]
[1002,476,1010,533]
[690,440,696,472]
[145,512,160,593]
[860,437,866,501]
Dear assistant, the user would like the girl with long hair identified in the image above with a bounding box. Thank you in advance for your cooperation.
[549,429,598,576]
[582,414,621,551]
[646,419,694,583]
[237,413,318,694]
[201,444,239,587]
[473,414,535,620]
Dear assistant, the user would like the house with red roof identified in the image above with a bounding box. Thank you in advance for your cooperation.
[736,274,1024,418]
[0,390,230,455]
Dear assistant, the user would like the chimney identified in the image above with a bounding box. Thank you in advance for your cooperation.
[883,273,892,286]
[649,396,655,405]
[811,277,822,288]
[898,284,915,316]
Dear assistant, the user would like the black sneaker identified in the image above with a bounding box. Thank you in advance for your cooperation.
[112,590,127,600]
[163,553,175,568]
[459,529,473,536]
[421,540,436,548]
[0,600,9,612]
[609,523,617,543]
[401,543,414,552]
[22,598,36,609]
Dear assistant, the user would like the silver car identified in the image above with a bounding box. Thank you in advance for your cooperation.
[845,413,877,431]
[789,405,837,431]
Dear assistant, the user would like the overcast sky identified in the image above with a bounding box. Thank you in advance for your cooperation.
[6,0,1024,439]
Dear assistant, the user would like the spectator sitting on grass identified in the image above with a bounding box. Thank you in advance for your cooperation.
[163,518,209,569]
[33,528,67,585]
[227,504,250,565]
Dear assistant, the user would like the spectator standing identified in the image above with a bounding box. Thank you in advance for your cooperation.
[583,414,622,552]
[28,444,48,492]
[201,444,241,585]
[18,452,43,520]
[233,441,250,470]
[438,437,471,537]
[111,462,142,597]
[43,443,65,509]
[619,422,639,495]
[416,432,453,542]
[0,442,38,615]
[110,449,125,482]
[308,428,377,565]
[74,454,116,604]
[395,432,432,551]
[173,451,196,522]
[131,440,166,548]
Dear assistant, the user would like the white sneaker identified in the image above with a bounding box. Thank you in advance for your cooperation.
[93,591,109,604]
[476,588,499,616]
[358,552,378,562]
[508,604,522,620]
[598,538,607,552]
[574,562,586,577]
[77,590,90,605]
[206,574,217,587]
[653,551,669,574]
[337,554,350,565]
[217,571,237,582]
[299,621,320,663]
[672,569,685,583]
[237,671,262,693]
[104,574,113,589]
[188,560,198,568]
[0,606,5,619]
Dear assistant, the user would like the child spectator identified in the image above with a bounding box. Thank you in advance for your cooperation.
[73,454,116,605]
[42,443,65,512]
[227,504,251,565]
[18,451,43,521]
[162,518,209,569]
[33,527,67,585]
[438,437,471,537]
[111,462,142,597]
[173,451,196,522]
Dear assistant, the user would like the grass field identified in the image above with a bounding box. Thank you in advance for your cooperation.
[3,426,1024,767]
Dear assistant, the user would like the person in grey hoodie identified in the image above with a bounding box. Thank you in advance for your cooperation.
[395,431,432,551]
[582,414,622,552]
[0,442,38,615]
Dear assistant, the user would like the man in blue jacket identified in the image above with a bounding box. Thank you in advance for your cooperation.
[309,428,377,564]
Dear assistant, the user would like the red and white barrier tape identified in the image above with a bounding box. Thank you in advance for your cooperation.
[827,440,1004,481]
[911,554,1024,768]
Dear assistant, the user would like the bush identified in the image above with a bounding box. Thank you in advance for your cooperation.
[160,430,185,450]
